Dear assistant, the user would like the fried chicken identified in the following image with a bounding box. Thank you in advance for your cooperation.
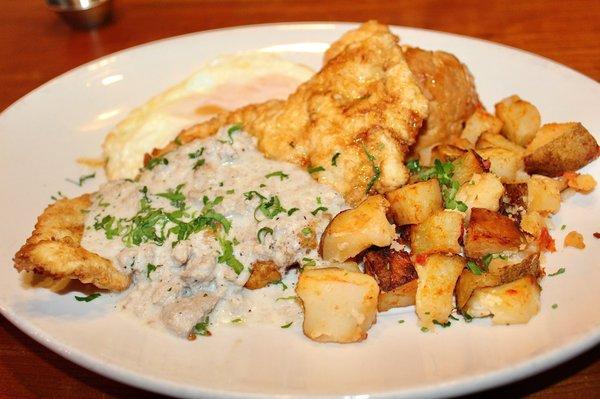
[154,21,430,205]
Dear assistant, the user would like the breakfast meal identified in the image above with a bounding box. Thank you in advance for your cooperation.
[13,21,599,343]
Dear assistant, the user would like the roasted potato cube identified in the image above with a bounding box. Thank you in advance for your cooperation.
[455,270,501,310]
[527,175,561,214]
[476,147,524,182]
[495,95,541,146]
[320,195,395,262]
[520,210,546,237]
[463,276,541,324]
[464,208,523,258]
[500,183,528,221]
[524,123,599,176]
[452,150,486,185]
[414,254,464,328]
[431,144,467,163]
[296,268,379,343]
[455,173,504,213]
[363,248,418,311]
[461,108,503,145]
[244,261,281,289]
[386,180,442,225]
[476,132,526,157]
[410,210,463,255]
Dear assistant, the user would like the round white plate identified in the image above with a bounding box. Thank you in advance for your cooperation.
[0,23,599,399]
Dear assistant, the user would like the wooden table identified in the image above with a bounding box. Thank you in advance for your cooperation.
[1,0,598,397]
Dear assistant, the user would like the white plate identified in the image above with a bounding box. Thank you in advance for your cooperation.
[1,23,599,399]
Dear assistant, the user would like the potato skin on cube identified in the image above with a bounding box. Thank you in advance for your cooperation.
[386,179,442,226]
[363,248,418,311]
[319,195,395,262]
[296,268,379,343]
[524,122,599,177]
[410,210,463,255]
[463,276,541,324]
[464,208,523,258]
[495,95,541,146]
[414,254,464,328]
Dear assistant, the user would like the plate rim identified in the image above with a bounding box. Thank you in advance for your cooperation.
[1,21,599,399]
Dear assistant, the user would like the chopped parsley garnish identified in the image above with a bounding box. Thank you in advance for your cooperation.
[50,191,66,201]
[331,152,341,166]
[75,293,100,302]
[419,159,467,212]
[66,172,96,187]
[449,314,459,321]
[398,320,405,324]
[561,224,566,230]
[482,253,508,268]
[265,171,289,181]
[192,159,205,170]
[193,316,211,336]
[93,215,124,239]
[463,313,473,323]
[156,183,186,209]
[221,123,242,144]
[226,189,235,194]
[217,237,244,275]
[146,263,159,279]
[287,207,300,216]
[433,320,451,328]
[548,267,565,277]
[301,227,313,236]
[244,190,266,201]
[310,197,327,216]
[257,227,274,243]
[307,166,325,174]
[188,147,205,159]
[269,280,288,290]
[362,145,381,194]
[280,321,293,329]
[552,303,558,309]
[420,327,429,332]
[276,295,297,301]
[231,318,243,323]
[174,137,182,146]
[254,195,286,221]
[146,156,169,170]
[466,260,484,275]
[302,257,316,267]
[406,159,421,173]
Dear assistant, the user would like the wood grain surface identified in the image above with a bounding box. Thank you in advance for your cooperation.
[0,0,598,398]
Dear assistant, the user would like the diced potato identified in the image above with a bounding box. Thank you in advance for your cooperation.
[520,210,546,238]
[386,180,442,225]
[463,276,541,324]
[363,247,417,311]
[476,147,524,182]
[464,208,523,258]
[452,150,486,185]
[455,270,501,310]
[524,123,599,177]
[564,231,585,249]
[461,108,503,145]
[296,268,379,343]
[377,280,418,312]
[500,183,527,221]
[414,254,464,328]
[495,95,541,146]
[527,175,561,214]
[320,195,395,262]
[476,132,526,157]
[431,144,467,163]
[244,261,281,290]
[455,173,504,213]
[410,210,463,255]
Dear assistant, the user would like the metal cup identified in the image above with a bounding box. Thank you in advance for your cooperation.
[46,0,114,29]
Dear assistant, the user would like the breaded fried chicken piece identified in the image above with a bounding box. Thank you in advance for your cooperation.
[154,21,429,205]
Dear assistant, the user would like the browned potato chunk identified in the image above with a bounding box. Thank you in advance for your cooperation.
[410,210,463,255]
[455,270,501,310]
[476,147,524,182]
[476,132,526,157]
[363,248,418,311]
[296,268,379,343]
[452,150,486,185]
[431,144,467,163]
[527,175,561,214]
[520,210,547,238]
[386,180,442,226]
[463,276,541,324]
[244,261,281,289]
[464,208,523,258]
[524,123,599,176]
[495,95,541,146]
[500,183,527,221]
[320,195,395,262]
[414,254,464,328]
[455,173,504,213]
[461,108,503,145]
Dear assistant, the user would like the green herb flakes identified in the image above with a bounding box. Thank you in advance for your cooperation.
[217,237,244,275]
[280,321,293,329]
[146,263,159,279]
[362,145,381,194]
[257,227,274,243]
[308,166,325,174]
[331,152,341,166]
[548,267,565,277]
[146,156,168,170]
[75,293,100,302]
[265,171,289,181]
[466,260,484,275]
[193,316,211,336]
[66,172,96,187]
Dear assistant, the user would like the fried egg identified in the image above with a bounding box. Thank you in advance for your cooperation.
[102,52,314,180]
